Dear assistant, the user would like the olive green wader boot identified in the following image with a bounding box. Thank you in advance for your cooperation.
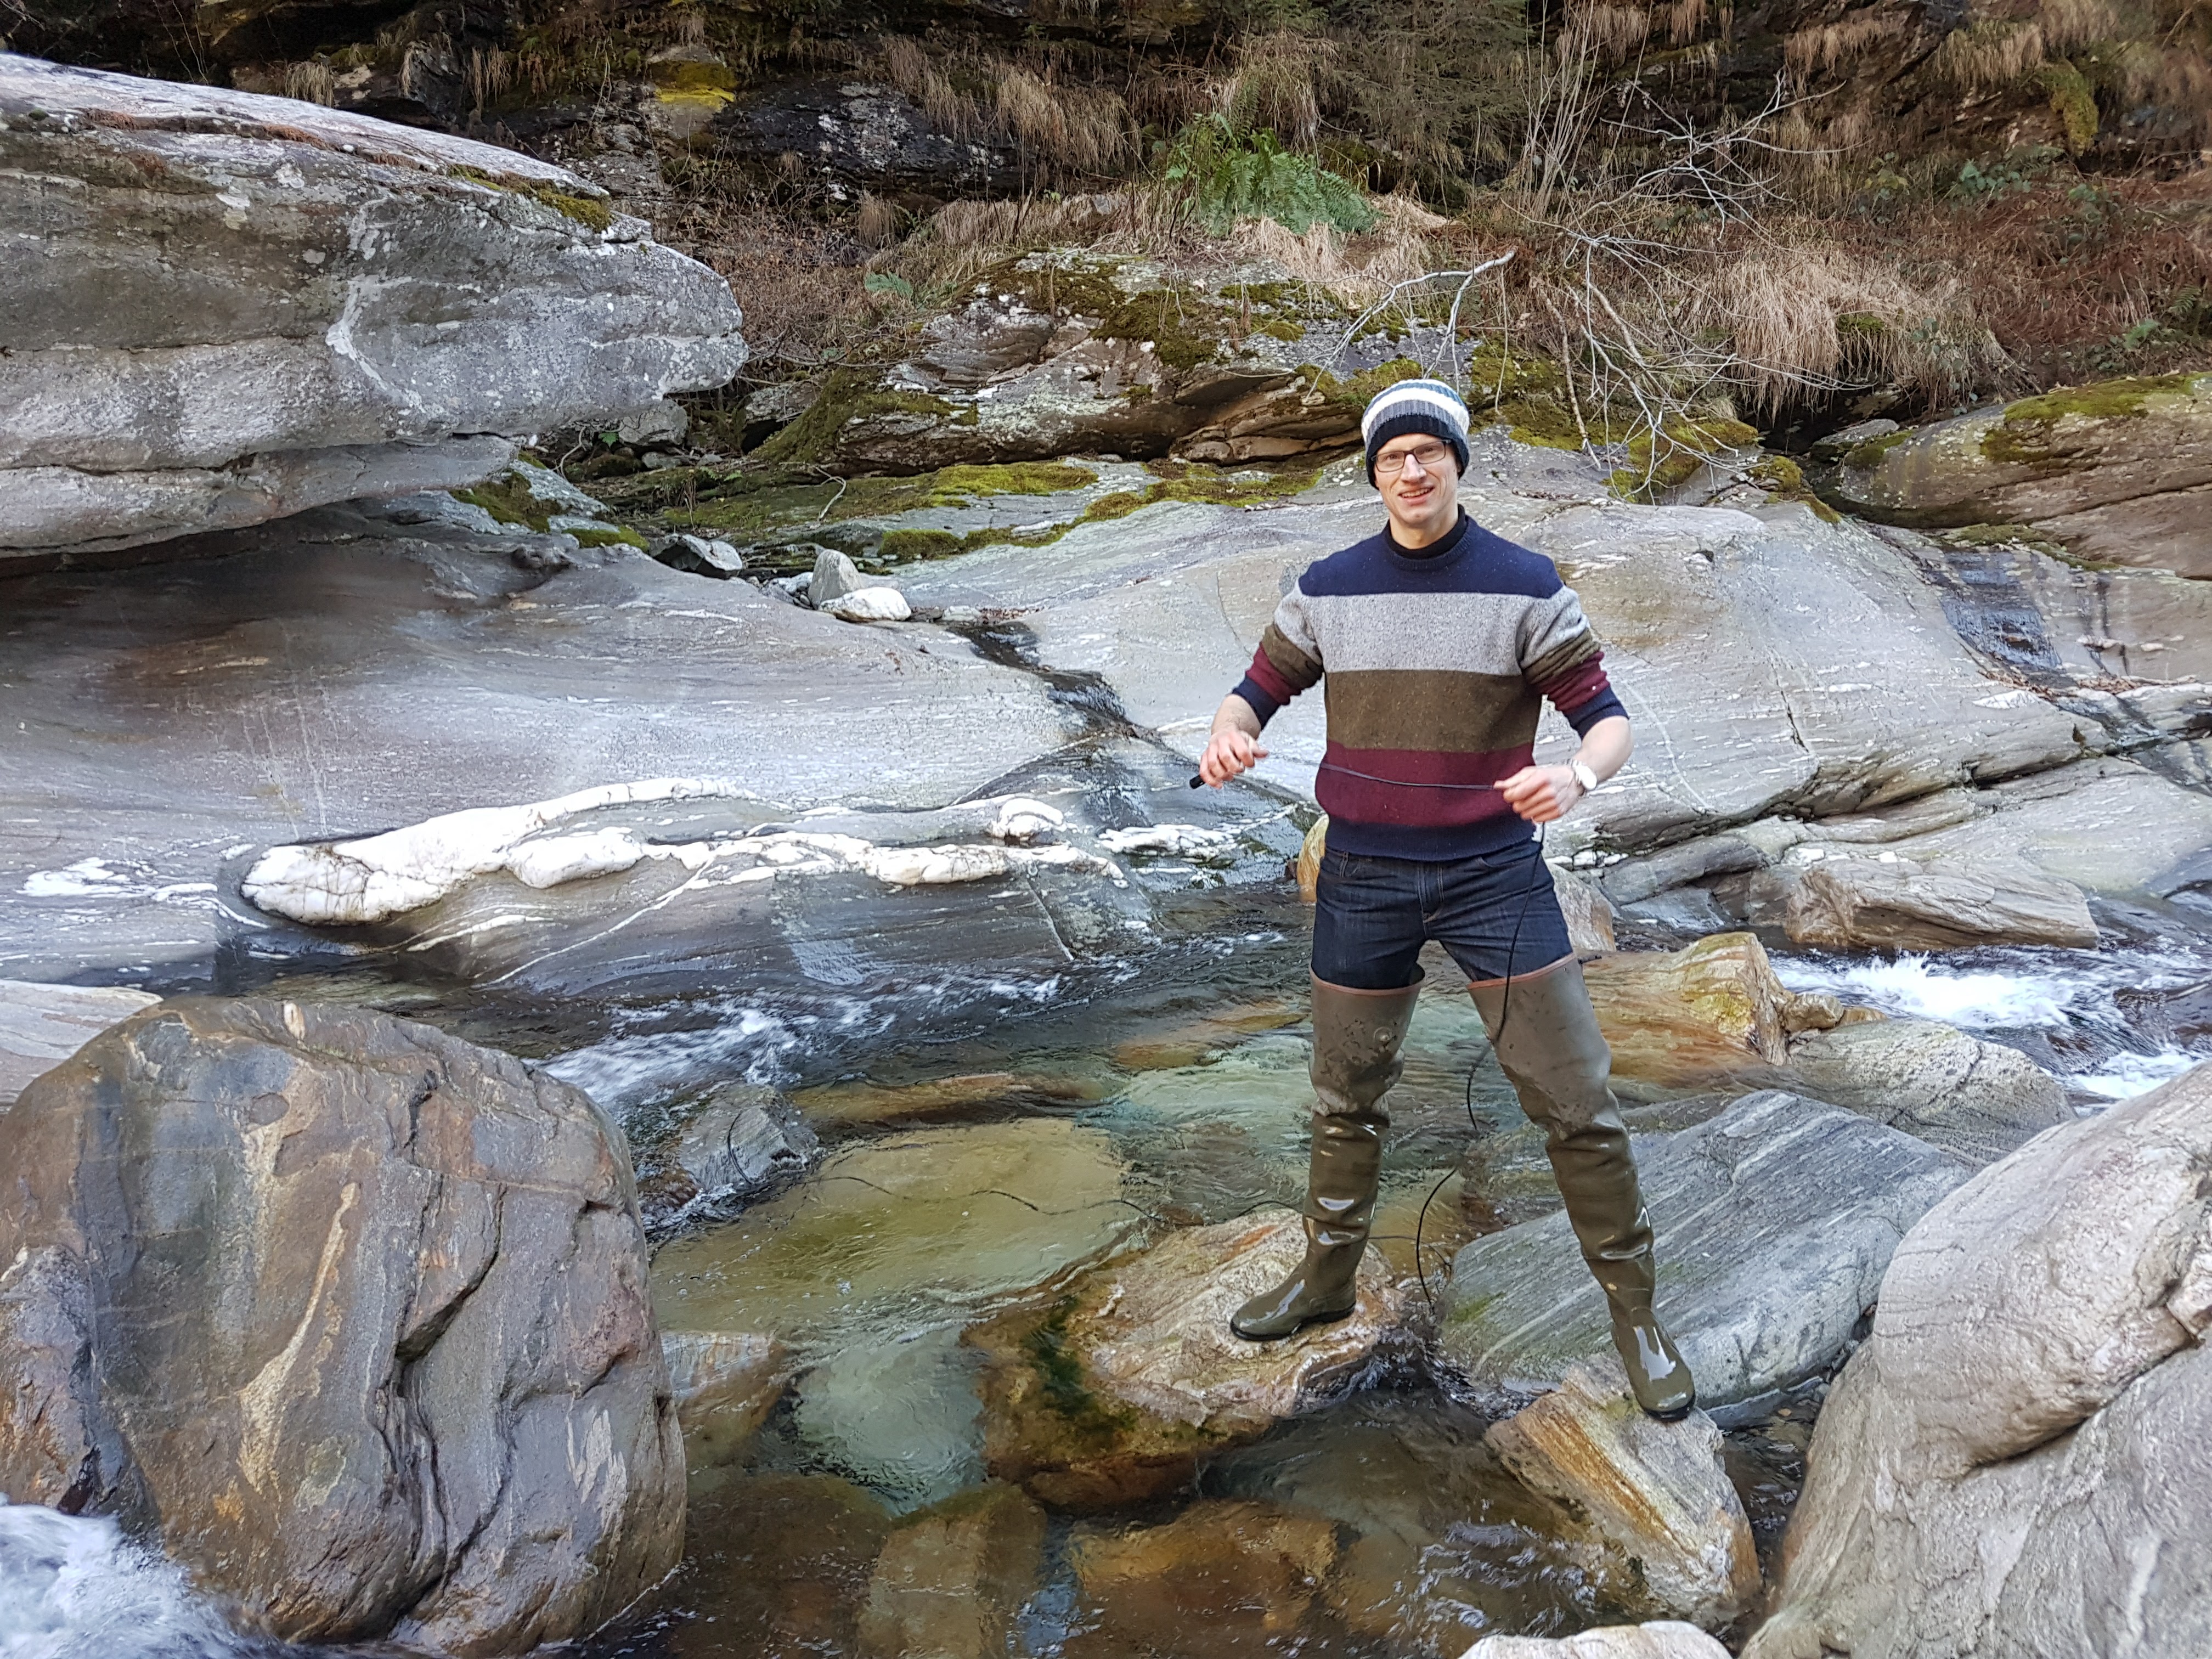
[1470,956,1696,1420]
[1230,976,1422,1341]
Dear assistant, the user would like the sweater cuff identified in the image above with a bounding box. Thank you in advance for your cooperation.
[1565,687,1627,737]
[1231,676,1281,727]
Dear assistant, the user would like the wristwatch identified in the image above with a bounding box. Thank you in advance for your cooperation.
[1569,759,1600,797]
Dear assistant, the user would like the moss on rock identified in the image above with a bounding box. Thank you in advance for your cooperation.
[1982,373,2205,466]
[751,368,963,467]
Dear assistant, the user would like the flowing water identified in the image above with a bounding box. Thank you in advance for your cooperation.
[13,862,2211,1659]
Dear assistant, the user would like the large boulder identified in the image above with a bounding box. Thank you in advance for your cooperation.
[1779,852,2098,950]
[1743,1064,2212,1659]
[0,997,684,1653]
[1782,1015,2072,1167]
[1438,1091,1968,1414]
[1829,374,2212,577]
[0,55,745,562]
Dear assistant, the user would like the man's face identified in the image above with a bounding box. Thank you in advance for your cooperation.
[1376,434,1459,533]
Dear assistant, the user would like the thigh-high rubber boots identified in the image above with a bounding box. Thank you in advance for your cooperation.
[1469,957,1696,1419]
[1230,977,1421,1340]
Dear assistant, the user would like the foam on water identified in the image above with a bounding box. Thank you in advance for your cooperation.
[1775,945,2212,1103]
[0,1502,252,1659]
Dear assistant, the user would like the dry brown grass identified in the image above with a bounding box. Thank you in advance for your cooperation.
[879,39,1130,181]
[1239,194,1446,304]
[1782,16,1903,77]
[1218,29,1330,145]
[283,60,336,104]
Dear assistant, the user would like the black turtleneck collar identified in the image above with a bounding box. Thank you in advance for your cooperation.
[1386,506,1470,561]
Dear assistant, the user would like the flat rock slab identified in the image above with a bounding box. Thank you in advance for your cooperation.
[1438,1091,1968,1414]
[969,1213,1404,1508]
[1781,854,2097,950]
[858,1483,1048,1659]
[1066,1498,1342,1659]
[1784,1015,2071,1168]
[1745,1063,2212,1659]
[1465,1624,1730,1659]
[1486,1360,1759,1627]
[0,996,682,1652]
[0,980,159,1105]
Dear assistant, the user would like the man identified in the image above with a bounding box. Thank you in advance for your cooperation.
[1198,376,1694,1420]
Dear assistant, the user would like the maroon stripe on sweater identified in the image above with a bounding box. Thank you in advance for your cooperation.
[1243,644,1300,708]
[1536,656,1614,719]
[1314,742,1531,827]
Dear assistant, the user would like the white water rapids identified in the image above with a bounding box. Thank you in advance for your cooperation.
[0,1502,267,1659]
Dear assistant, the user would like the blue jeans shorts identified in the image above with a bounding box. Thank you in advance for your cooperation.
[1311,842,1573,990]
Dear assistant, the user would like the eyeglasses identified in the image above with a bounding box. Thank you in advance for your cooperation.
[1374,441,1454,477]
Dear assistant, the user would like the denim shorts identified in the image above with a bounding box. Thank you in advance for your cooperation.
[1311,842,1573,990]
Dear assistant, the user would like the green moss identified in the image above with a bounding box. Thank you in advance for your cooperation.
[446,165,614,233]
[1142,460,1323,506]
[1983,373,2202,465]
[878,527,964,560]
[1023,1301,1134,1434]
[1299,357,1424,414]
[569,524,648,550]
[1843,427,1912,470]
[1001,258,1227,373]
[1747,454,1842,522]
[749,368,961,466]
[1609,415,1761,501]
[1083,490,1148,521]
[1255,317,1306,342]
[2036,60,2100,156]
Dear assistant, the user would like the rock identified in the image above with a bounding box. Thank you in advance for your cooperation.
[857,1483,1049,1659]
[825,586,915,623]
[1,58,745,562]
[1463,1624,1731,1659]
[810,546,867,606]
[1783,1016,2072,1167]
[672,1082,819,1200]
[1780,853,2098,950]
[1744,1064,2212,1659]
[968,1214,1404,1508]
[1581,934,1809,1098]
[0,980,159,1105]
[679,1471,894,1656]
[1808,417,1899,460]
[791,1070,1114,1127]
[1485,1360,1760,1627]
[1066,1499,1341,1659]
[712,77,1017,195]
[653,532,746,576]
[789,1325,986,1508]
[1552,865,1619,955]
[1438,1090,1969,1413]
[0,997,683,1651]
[1830,374,2212,576]
[743,381,821,445]
[663,1330,792,1470]
[1108,996,1305,1071]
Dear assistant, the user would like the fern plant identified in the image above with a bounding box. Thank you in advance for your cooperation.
[1161,115,1376,236]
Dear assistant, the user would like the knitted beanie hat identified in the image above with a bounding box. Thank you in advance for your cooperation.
[1361,377,1470,485]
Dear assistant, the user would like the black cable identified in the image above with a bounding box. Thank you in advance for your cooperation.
[1412,820,1550,1314]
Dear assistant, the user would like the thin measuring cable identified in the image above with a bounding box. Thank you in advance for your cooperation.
[1411,820,1550,1314]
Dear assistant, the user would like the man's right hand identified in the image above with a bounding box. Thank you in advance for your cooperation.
[1199,725,1268,787]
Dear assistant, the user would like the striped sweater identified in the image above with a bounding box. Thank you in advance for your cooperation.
[1232,510,1628,860]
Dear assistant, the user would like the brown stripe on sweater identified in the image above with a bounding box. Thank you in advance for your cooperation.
[1523,629,1601,688]
[1322,668,1545,753]
[1260,624,1324,692]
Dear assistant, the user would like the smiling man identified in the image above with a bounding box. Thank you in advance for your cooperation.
[1198,377,1693,1420]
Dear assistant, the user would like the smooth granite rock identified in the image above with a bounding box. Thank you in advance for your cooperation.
[0,980,159,1105]
[1782,1016,2072,1167]
[1746,1063,2212,1659]
[1438,1091,1968,1413]
[0,997,683,1652]
[0,55,744,560]
[1463,1625,1730,1659]
[1780,853,2098,950]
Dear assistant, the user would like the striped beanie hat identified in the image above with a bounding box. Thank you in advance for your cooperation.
[1361,377,1470,485]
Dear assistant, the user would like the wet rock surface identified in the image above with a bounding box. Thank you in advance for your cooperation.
[1486,1361,1760,1628]
[1065,1498,1342,1659]
[969,1214,1404,1509]
[1,58,744,561]
[0,980,159,1105]
[856,1482,1048,1659]
[1467,1624,1731,1659]
[1779,853,2098,950]
[663,1330,792,1473]
[0,996,683,1651]
[1439,1090,1968,1414]
[1746,1063,2212,1659]
[1782,1015,2071,1166]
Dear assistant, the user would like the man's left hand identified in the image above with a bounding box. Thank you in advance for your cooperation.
[1499,764,1582,823]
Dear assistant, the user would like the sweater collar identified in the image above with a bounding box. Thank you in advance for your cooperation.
[1384,507,1471,568]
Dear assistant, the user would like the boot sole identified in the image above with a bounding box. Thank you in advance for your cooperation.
[1639,1392,1698,1422]
[1228,1303,1357,1342]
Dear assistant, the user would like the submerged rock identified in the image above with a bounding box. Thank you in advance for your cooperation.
[1779,853,2098,950]
[663,1330,792,1471]
[969,1214,1403,1509]
[1464,1624,1730,1659]
[0,997,683,1652]
[857,1483,1049,1659]
[1745,1063,2212,1659]
[1486,1360,1759,1628]
[1438,1091,1967,1414]
[0,980,158,1105]
[1066,1499,1342,1659]
[1829,373,2212,577]
[670,1083,819,1203]
[678,1471,894,1657]
[0,58,744,562]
